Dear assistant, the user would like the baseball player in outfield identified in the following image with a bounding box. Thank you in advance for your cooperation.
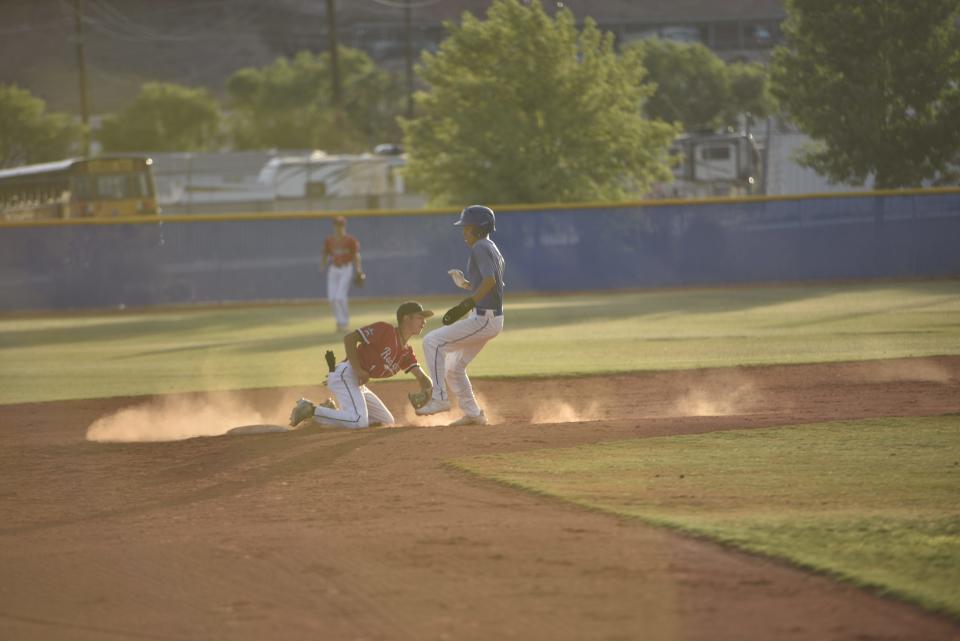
[321,215,365,333]
[415,205,505,426]
[289,302,435,429]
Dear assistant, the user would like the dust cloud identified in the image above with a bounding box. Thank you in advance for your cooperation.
[530,400,599,424]
[85,393,279,442]
[859,359,953,384]
[398,391,500,427]
[662,368,765,417]
[670,382,757,416]
[400,405,450,427]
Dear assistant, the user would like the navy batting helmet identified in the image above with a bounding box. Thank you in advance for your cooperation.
[454,205,496,233]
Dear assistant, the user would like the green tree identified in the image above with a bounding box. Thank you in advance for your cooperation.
[0,84,82,168]
[629,38,732,132]
[771,0,960,189]
[227,49,402,152]
[728,62,773,127]
[98,83,221,152]
[400,0,677,205]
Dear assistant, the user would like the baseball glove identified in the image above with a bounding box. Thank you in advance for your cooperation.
[442,297,475,325]
[408,390,430,410]
[325,350,337,373]
[353,271,366,287]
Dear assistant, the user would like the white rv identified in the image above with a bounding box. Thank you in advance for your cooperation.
[149,150,426,214]
[653,132,762,198]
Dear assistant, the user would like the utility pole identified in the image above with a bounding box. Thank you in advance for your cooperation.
[404,1,414,117]
[370,0,442,117]
[325,0,342,113]
[72,0,91,156]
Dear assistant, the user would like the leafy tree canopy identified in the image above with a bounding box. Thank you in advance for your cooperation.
[98,82,222,153]
[728,61,773,125]
[630,38,732,132]
[771,0,960,189]
[226,49,402,152]
[400,0,678,205]
[628,39,774,133]
[0,84,82,168]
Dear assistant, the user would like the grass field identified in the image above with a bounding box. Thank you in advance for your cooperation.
[3,279,959,623]
[1,280,959,405]
[451,416,960,617]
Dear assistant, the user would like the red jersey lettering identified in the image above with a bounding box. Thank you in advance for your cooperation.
[325,234,359,267]
[356,322,418,378]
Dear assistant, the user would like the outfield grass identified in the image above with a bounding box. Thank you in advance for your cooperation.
[451,415,960,617]
[1,280,958,404]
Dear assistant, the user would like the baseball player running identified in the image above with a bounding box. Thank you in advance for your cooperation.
[289,301,435,429]
[321,215,364,333]
[414,205,505,426]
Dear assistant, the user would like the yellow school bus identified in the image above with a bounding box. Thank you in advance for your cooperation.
[0,156,158,221]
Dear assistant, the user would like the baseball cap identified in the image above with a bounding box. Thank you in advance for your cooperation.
[396,301,434,323]
[333,215,346,225]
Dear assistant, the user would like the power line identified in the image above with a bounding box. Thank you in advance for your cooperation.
[57,0,274,43]
[0,24,65,36]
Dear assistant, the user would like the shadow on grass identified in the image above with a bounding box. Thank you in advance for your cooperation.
[0,306,322,350]
[4,282,957,350]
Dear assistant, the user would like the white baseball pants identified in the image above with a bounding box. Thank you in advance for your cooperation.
[422,309,503,417]
[327,263,354,328]
[313,361,395,429]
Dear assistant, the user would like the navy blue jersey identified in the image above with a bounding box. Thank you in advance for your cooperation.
[467,237,505,313]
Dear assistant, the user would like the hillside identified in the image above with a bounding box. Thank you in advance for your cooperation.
[0,0,784,115]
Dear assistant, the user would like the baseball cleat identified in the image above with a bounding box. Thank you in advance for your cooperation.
[414,398,452,416]
[448,411,487,426]
[289,398,316,426]
[318,397,338,410]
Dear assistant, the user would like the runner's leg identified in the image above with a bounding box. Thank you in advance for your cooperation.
[445,340,487,417]
[421,314,500,403]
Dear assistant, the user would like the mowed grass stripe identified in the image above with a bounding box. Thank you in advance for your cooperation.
[451,416,960,617]
[1,280,959,404]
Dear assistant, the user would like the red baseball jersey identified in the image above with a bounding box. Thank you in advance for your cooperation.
[356,321,419,379]
[325,234,359,267]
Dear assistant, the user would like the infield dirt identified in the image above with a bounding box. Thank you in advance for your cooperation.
[2,357,959,640]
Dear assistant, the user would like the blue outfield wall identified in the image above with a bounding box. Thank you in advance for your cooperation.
[1,191,959,312]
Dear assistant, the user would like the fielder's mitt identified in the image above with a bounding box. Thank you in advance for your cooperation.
[353,271,366,287]
[408,390,430,410]
[442,297,475,325]
[325,350,337,373]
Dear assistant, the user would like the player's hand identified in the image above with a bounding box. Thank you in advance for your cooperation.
[448,269,471,290]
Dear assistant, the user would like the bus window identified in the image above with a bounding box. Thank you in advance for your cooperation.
[73,174,94,200]
[97,175,128,199]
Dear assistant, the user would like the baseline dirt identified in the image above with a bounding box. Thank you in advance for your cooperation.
[2,357,959,641]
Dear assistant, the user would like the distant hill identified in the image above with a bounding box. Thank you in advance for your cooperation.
[0,0,784,116]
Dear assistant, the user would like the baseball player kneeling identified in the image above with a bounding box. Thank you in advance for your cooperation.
[289,302,435,429]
